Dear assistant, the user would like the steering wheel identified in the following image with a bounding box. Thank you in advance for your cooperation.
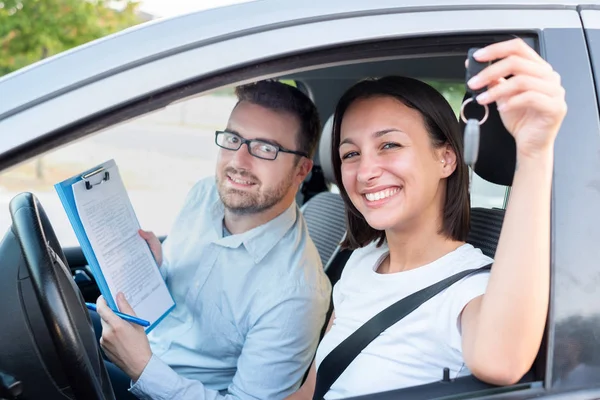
[9,192,115,400]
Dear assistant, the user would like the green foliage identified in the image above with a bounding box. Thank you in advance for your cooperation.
[425,80,466,117]
[0,0,142,76]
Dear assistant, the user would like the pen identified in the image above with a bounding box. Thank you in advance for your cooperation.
[85,302,150,327]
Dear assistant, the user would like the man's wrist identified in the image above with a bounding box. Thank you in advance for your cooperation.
[128,352,153,383]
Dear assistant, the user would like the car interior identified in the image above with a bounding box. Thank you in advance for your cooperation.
[0,32,548,399]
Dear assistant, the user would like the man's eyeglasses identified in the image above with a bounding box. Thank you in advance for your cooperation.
[215,131,309,161]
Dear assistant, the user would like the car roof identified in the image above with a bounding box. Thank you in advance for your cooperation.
[0,0,596,120]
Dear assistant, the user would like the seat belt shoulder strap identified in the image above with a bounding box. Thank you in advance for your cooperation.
[313,263,492,400]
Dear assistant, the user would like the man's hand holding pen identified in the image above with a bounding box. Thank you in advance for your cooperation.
[96,293,153,382]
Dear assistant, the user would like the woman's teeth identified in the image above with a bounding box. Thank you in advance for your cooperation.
[365,187,400,202]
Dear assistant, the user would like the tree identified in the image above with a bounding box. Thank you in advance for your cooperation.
[425,80,466,117]
[0,0,142,179]
[0,0,142,77]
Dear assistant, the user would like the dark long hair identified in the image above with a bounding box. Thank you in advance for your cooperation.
[331,76,470,250]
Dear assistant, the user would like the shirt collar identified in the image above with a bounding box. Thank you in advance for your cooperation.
[209,198,298,264]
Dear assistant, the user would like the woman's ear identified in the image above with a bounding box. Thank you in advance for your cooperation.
[439,144,458,178]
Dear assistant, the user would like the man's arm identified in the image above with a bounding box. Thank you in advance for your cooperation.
[225,285,330,399]
[285,311,335,400]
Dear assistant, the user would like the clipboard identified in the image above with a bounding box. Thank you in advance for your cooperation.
[54,159,174,333]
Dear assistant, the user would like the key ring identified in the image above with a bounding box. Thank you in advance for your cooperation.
[460,97,489,125]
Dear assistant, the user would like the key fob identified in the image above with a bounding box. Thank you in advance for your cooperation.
[466,47,490,97]
[463,118,480,167]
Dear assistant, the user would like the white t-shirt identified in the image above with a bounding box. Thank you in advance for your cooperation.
[315,242,493,399]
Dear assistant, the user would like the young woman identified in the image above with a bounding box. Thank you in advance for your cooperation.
[287,38,567,399]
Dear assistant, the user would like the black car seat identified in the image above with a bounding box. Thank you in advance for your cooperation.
[300,115,347,269]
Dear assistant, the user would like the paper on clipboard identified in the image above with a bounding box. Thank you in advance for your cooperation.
[71,163,174,328]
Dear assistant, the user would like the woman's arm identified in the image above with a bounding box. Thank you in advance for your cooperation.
[460,38,567,385]
[285,312,336,400]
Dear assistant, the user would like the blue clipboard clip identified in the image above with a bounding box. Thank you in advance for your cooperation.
[82,167,110,190]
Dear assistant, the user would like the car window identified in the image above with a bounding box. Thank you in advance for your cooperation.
[0,88,239,247]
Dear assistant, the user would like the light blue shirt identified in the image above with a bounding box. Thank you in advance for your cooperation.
[130,177,331,400]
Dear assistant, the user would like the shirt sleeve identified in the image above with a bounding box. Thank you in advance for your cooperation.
[444,270,491,352]
[130,284,330,400]
[331,245,365,309]
[230,284,330,399]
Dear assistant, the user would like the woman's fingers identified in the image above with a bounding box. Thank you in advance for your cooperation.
[468,55,554,91]
[473,37,542,64]
[497,90,566,116]
[475,75,564,105]
[464,38,563,110]
[462,37,566,154]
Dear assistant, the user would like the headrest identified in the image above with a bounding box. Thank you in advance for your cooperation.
[459,93,516,186]
[318,114,336,184]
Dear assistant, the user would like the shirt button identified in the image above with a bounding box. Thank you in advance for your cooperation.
[195,281,200,288]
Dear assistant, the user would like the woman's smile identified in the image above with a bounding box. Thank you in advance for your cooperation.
[362,186,402,207]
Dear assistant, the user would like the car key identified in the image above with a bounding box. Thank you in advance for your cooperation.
[465,48,489,97]
[462,47,490,191]
[464,118,480,191]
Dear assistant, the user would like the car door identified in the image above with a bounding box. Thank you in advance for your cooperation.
[548,6,600,394]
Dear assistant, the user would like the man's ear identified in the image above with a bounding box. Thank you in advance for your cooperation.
[296,158,313,185]
[440,144,458,178]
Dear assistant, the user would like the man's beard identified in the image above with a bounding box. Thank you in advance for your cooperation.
[217,167,294,215]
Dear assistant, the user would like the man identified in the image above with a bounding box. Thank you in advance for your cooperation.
[96,80,332,400]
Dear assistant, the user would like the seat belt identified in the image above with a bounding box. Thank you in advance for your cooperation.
[313,262,492,400]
